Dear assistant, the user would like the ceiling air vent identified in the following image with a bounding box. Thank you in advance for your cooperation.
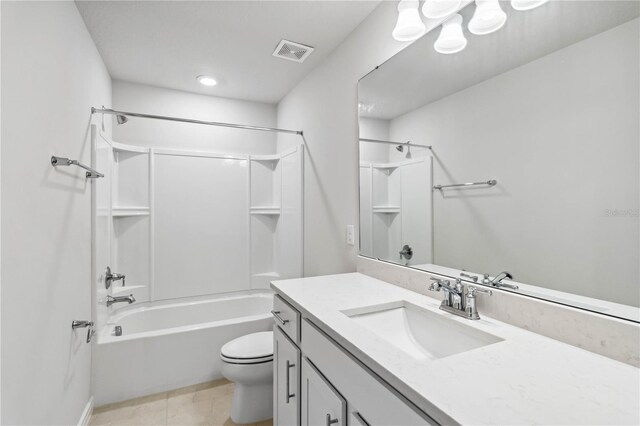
[272,39,314,63]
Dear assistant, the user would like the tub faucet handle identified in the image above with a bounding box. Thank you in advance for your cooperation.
[105,266,126,289]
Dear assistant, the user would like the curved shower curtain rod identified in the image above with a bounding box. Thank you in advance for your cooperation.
[359,138,432,150]
[92,107,304,136]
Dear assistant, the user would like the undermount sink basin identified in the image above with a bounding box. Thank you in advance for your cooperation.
[342,301,503,360]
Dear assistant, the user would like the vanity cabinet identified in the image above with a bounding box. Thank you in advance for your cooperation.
[273,293,436,426]
[301,358,346,426]
[274,326,301,426]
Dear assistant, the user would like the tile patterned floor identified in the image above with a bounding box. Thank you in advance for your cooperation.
[90,379,273,426]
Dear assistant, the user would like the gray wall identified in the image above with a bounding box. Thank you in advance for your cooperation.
[276,2,419,276]
[1,1,112,423]
[389,19,639,305]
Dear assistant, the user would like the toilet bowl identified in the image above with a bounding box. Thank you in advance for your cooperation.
[220,331,274,424]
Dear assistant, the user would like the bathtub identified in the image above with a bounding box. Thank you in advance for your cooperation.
[93,291,274,406]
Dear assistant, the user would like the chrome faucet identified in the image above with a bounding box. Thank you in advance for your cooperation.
[429,278,492,320]
[429,277,463,309]
[399,245,413,261]
[483,271,518,290]
[106,294,135,307]
[105,266,126,289]
[460,271,478,282]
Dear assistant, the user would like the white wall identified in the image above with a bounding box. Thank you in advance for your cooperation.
[359,117,390,163]
[1,1,112,424]
[276,1,413,276]
[389,19,639,305]
[112,80,278,155]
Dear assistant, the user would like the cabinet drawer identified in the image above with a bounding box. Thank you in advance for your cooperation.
[301,319,437,426]
[273,294,301,344]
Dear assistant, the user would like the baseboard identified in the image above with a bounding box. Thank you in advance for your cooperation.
[77,396,94,426]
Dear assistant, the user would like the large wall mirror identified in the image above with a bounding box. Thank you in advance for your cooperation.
[358,0,639,322]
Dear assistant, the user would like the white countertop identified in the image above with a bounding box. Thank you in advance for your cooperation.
[272,273,640,426]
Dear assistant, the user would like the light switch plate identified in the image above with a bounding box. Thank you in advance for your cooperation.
[346,225,355,246]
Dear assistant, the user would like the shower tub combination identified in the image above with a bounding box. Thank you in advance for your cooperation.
[93,292,274,405]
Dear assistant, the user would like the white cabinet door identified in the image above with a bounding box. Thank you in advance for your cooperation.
[301,357,346,426]
[275,326,300,426]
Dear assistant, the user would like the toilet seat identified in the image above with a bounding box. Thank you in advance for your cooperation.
[221,331,273,364]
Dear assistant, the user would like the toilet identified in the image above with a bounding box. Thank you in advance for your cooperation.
[220,331,274,424]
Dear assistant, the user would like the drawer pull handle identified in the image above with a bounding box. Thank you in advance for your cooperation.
[271,310,289,325]
[326,414,339,426]
[352,412,370,426]
[285,360,295,403]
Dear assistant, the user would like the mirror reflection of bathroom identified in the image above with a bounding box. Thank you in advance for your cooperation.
[358,137,433,266]
[359,0,640,318]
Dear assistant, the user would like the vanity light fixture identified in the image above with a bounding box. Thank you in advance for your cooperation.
[422,0,462,19]
[468,0,507,35]
[434,14,467,54]
[196,75,217,86]
[511,0,549,11]
[392,0,426,42]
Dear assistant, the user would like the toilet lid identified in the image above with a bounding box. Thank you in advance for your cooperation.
[221,331,273,360]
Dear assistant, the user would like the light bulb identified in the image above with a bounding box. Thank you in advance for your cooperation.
[422,0,462,19]
[197,75,217,86]
[434,14,467,54]
[468,0,507,35]
[392,0,426,42]
[511,0,549,11]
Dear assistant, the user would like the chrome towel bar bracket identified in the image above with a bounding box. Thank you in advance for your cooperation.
[71,320,95,343]
[51,156,104,179]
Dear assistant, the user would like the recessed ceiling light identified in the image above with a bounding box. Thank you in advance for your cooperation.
[197,75,217,86]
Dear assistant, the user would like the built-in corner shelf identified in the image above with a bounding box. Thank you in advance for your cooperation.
[112,207,150,217]
[253,271,280,279]
[372,206,401,214]
[250,154,281,163]
[250,206,281,215]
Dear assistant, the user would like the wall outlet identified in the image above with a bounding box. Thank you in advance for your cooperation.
[346,225,355,246]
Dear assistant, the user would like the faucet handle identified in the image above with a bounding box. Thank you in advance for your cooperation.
[467,286,493,297]
[460,272,478,282]
[429,277,449,291]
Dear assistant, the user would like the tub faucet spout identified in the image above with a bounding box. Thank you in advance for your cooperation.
[483,271,518,290]
[106,294,135,307]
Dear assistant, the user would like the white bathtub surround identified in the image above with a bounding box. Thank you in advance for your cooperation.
[358,256,640,367]
[93,292,273,405]
[92,131,302,338]
[272,273,640,425]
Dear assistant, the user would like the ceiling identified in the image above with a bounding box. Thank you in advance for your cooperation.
[76,0,380,104]
[359,1,640,120]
